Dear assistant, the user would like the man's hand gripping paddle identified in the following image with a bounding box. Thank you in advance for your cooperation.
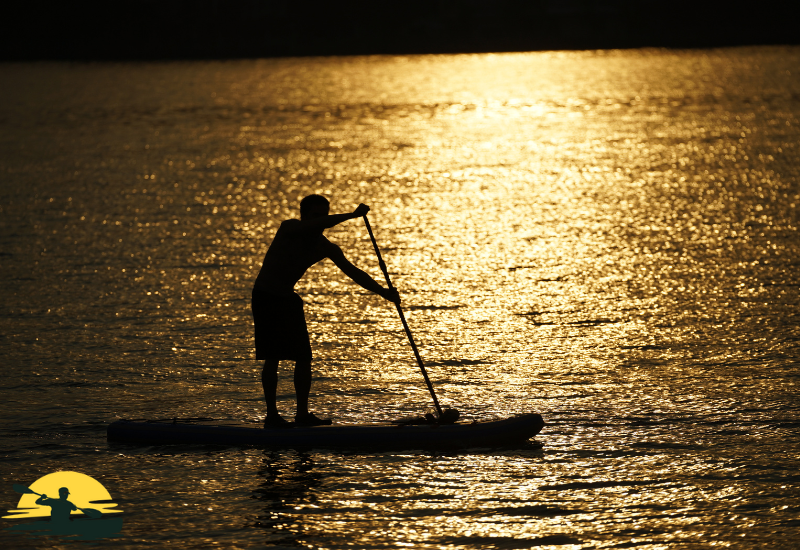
[363,214,460,424]
[12,484,103,518]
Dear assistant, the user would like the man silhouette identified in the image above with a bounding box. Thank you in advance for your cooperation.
[35,487,77,523]
[252,195,400,427]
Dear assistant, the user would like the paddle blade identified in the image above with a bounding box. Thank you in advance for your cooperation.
[12,484,38,495]
[80,507,103,519]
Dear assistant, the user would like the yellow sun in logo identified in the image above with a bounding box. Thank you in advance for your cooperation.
[4,471,122,519]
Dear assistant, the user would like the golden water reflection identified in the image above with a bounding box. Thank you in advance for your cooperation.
[0,47,798,548]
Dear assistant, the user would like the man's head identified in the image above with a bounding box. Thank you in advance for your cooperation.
[300,194,330,220]
[58,487,70,499]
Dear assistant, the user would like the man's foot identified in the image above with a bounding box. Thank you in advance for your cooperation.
[294,412,332,426]
[264,415,292,429]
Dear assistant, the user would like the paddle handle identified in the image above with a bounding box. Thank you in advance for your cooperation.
[363,215,444,418]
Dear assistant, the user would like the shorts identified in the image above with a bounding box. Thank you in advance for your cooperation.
[251,289,313,362]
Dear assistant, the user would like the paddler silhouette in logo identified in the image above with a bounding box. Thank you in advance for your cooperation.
[34,487,82,523]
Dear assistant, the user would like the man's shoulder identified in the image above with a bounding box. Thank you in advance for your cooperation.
[279,218,301,229]
[273,219,301,239]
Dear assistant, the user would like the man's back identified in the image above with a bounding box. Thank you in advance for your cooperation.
[254,219,337,293]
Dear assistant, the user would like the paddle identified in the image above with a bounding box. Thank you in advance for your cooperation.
[12,484,103,519]
[363,214,459,424]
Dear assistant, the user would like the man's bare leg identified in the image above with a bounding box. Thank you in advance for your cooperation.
[262,358,283,422]
[294,360,331,425]
[294,359,312,417]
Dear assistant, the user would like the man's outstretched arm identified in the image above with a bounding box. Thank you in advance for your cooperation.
[329,245,401,304]
[285,204,370,235]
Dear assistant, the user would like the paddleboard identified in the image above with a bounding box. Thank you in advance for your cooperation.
[107,413,544,450]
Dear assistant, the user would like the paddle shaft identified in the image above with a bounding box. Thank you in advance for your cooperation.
[363,215,444,418]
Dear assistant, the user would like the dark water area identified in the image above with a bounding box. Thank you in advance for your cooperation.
[3,1,799,61]
[1,47,799,548]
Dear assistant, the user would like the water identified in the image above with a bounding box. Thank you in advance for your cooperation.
[1,47,799,548]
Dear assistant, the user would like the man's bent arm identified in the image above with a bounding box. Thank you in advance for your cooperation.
[284,204,369,235]
[330,247,400,302]
[343,263,386,294]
